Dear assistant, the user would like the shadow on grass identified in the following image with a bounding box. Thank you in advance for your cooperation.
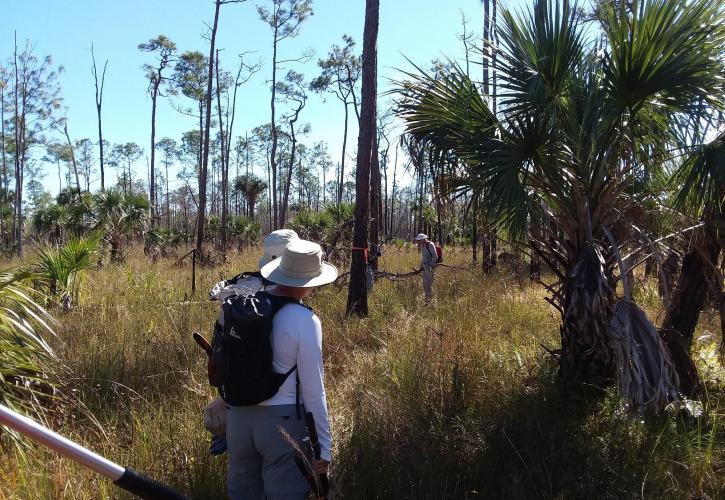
[334,362,723,500]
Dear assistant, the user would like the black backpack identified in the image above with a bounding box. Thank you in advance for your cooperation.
[209,290,308,406]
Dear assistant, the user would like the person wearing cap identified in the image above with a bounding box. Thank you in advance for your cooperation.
[203,229,298,456]
[415,233,437,304]
[226,238,337,500]
[208,229,299,302]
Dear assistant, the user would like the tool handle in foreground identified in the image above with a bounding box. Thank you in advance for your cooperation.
[114,467,189,500]
[192,331,213,356]
[0,403,188,500]
[319,473,330,497]
[304,412,330,497]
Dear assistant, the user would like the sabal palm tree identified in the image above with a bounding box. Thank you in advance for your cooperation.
[398,0,725,408]
[234,174,267,219]
[92,189,150,261]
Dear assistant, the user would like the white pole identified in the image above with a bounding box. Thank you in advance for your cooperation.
[0,403,125,481]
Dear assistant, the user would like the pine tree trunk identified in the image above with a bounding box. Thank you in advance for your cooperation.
[346,0,378,317]
[370,132,380,270]
[338,103,349,206]
[197,0,221,252]
[215,50,228,253]
[270,20,280,229]
[149,82,159,227]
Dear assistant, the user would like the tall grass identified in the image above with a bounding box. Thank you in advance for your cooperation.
[0,245,722,499]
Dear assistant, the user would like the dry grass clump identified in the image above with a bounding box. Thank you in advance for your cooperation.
[0,245,723,499]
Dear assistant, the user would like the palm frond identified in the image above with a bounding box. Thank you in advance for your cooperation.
[0,270,59,449]
[600,0,725,115]
[671,130,725,217]
[610,300,679,412]
[494,0,586,115]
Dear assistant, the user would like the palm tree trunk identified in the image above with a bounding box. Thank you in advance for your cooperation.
[559,244,616,386]
[658,212,720,397]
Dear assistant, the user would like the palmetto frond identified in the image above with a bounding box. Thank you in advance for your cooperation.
[33,232,103,307]
[600,0,725,115]
[0,270,59,448]
[671,129,725,218]
[495,0,585,115]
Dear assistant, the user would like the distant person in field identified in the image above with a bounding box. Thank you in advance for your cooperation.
[226,239,336,499]
[415,233,437,304]
[203,229,298,452]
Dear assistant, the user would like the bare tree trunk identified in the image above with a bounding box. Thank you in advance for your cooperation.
[149,78,160,226]
[390,146,397,236]
[215,49,228,253]
[62,122,81,194]
[482,0,490,95]
[91,43,107,191]
[347,0,378,317]
[338,102,349,206]
[370,131,380,270]
[13,33,23,256]
[281,104,303,227]
[471,196,478,263]
[270,19,280,229]
[197,0,222,253]
[0,76,6,247]
[322,164,326,207]
[166,160,170,230]
[492,0,498,115]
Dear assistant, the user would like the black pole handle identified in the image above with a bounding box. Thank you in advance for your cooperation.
[319,473,330,496]
[114,467,189,500]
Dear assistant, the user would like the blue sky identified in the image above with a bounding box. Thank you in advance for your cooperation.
[3,0,517,197]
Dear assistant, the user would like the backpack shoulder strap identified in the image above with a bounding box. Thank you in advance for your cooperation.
[425,242,435,259]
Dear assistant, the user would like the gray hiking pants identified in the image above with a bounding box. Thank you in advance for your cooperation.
[226,404,309,500]
[423,265,435,303]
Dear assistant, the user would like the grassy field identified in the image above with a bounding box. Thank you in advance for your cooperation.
[0,245,723,499]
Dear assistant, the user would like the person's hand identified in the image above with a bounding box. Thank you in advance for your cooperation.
[314,459,330,475]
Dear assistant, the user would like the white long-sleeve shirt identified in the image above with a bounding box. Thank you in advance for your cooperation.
[259,298,332,462]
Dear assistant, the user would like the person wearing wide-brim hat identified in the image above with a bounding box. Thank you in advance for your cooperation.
[226,239,337,500]
[204,229,299,457]
[414,233,437,304]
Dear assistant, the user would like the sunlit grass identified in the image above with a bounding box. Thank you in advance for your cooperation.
[0,245,722,499]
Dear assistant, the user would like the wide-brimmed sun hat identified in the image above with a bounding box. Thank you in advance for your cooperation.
[261,239,338,288]
[259,229,299,268]
[414,233,428,241]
